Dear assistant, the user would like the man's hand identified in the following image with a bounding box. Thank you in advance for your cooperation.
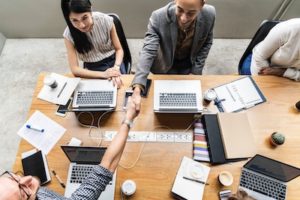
[132,87,142,112]
[125,96,139,120]
[259,67,287,77]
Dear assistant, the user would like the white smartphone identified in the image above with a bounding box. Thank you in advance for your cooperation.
[55,98,72,117]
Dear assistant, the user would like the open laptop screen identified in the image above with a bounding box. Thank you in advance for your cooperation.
[61,146,107,164]
[245,154,300,182]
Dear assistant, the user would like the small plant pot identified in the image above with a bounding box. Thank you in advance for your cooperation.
[270,132,285,146]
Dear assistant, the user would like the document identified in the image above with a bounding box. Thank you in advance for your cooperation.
[17,110,66,154]
[38,73,80,105]
[172,156,210,200]
[213,76,266,112]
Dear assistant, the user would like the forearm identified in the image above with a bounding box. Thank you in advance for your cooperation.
[70,66,107,79]
[114,48,124,67]
[100,123,130,172]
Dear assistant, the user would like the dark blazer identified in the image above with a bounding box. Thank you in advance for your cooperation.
[132,2,216,87]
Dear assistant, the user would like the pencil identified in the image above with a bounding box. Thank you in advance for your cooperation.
[57,82,67,98]
[183,176,209,185]
[51,169,66,188]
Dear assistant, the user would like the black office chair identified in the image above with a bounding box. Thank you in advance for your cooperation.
[238,20,281,75]
[108,13,132,74]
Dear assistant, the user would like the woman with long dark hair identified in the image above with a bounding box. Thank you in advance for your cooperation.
[61,0,124,87]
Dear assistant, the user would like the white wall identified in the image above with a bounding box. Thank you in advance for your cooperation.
[0,0,299,38]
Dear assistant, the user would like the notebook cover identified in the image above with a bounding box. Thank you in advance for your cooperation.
[202,114,227,164]
[22,150,50,185]
[218,113,256,159]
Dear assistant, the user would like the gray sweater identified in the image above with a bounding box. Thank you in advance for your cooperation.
[37,165,113,200]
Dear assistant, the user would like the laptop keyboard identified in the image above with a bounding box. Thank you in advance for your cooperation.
[159,93,197,108]
[240,170,286,200]
[70,165,94,184]
[76,91,113,105]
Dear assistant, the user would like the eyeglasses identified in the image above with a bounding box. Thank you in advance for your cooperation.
[0,171,32,200]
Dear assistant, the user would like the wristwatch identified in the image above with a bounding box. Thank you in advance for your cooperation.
[122,119,133,128]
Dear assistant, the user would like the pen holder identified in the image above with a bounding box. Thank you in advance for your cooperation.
[270,132,285,146]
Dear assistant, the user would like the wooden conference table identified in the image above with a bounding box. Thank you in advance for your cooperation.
[13,73,300,200]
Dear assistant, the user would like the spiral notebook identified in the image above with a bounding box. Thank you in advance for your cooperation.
[213,76,266,112]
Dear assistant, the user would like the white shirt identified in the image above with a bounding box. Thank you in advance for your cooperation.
[251,18,300,81]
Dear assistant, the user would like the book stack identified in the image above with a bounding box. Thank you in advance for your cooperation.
[193,120,210,162]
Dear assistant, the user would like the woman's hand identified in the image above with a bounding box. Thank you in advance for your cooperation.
[104,68,121,79]
[259,67,287,76]
[104,68,123,88]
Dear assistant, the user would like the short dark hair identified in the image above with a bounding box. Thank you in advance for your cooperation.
[61,0,93,54]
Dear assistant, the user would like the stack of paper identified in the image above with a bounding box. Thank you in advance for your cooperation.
[172,156,210,200]
[17,110,66,154]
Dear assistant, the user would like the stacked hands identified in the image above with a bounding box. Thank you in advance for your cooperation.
[258,67,287,76]
[104,67,123,88]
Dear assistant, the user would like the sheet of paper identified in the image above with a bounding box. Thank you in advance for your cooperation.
[214,77,264,112]
[17,110,66,154]
[172,156,210,200]
[38,73,80,105]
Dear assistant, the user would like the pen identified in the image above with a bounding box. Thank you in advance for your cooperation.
[183,176,209,185]
[57,82,67,98]
[26,124,44,133]
[51,169,66,188]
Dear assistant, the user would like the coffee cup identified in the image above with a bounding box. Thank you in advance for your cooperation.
[44,75,57,89]
[218,171,233,186]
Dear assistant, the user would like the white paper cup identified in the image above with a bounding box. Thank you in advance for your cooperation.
[44,75,57,89]
[218,171,233,186]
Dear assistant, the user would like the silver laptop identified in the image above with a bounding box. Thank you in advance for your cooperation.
[72,80,117,111]
[153,80,203,113]
[61,146,116,200]
[239,154,300,200]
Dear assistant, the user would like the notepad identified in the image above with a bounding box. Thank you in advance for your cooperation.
[172,156,210,200]
[217,113,257,159]
[213,76,266,112]
[21,150,51,185]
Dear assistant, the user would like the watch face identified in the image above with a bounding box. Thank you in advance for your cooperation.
[204,89,217,101]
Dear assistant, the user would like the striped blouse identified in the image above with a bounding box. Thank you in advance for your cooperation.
[63,12,115,63]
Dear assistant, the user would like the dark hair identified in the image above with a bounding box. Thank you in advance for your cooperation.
[61,0,93,54]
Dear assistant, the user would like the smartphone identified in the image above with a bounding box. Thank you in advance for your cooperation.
[123,91,133,110]
[56,98,72,117]
[141,79,152,97]
[219,190,232,200]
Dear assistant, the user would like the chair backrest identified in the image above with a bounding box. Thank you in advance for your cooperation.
[108,13,132,74]
[238,20,281,75]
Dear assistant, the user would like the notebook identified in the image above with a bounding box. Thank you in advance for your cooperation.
[239,154,300,200]
[172,156,210,200]
[61,146,116,200]
[217,113,256,159]
[202,114,248,164]
[213,76,266,112]
[72,80,117,111]
[153,80,203,113]
[21,150,51,185]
